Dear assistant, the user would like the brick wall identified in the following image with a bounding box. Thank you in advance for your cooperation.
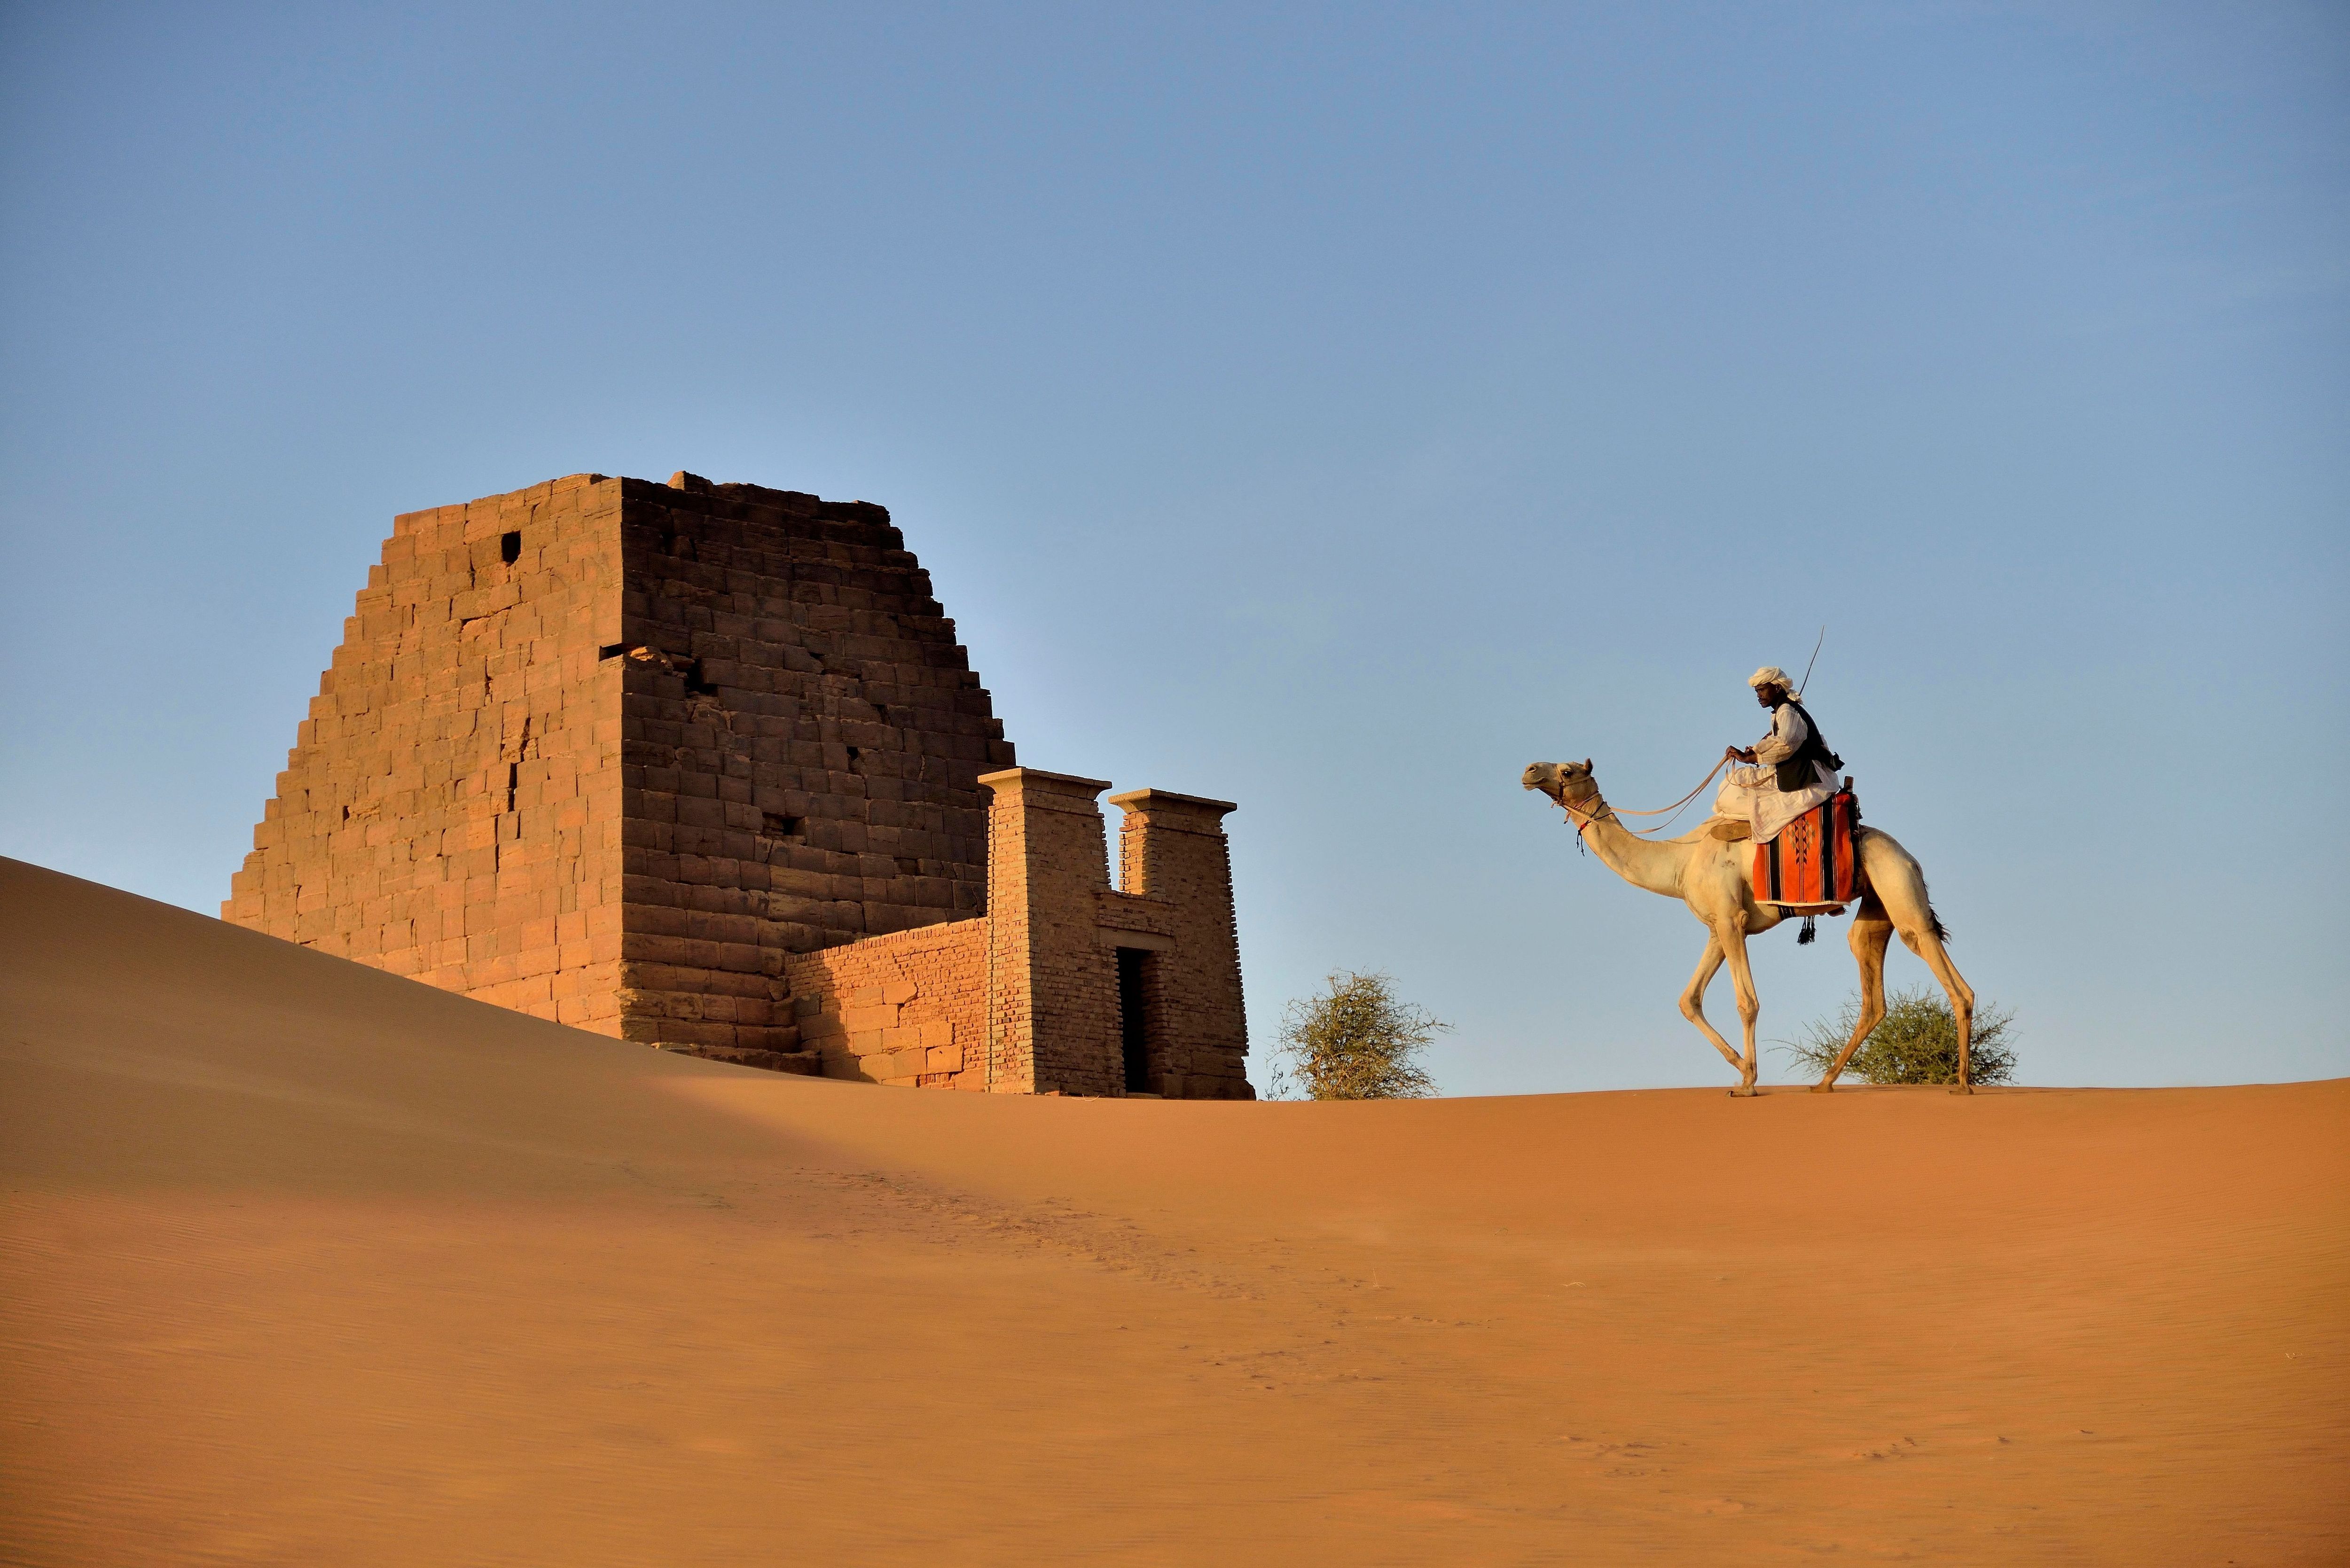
[783,920,988,1089]
[776,770,1255,1098]
[978,769,1124,1096]
[1110,790,1252,1098]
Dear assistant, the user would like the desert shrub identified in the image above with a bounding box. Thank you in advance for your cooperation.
[1273,970,1448,1100]
[1777,985,2018,1085]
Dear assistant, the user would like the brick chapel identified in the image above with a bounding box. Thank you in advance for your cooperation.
[222,471,1255,1099]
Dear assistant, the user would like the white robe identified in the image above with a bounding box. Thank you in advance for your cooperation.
[1714,702,1837,844]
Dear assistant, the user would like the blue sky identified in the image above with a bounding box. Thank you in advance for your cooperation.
[3,2,2343,1093]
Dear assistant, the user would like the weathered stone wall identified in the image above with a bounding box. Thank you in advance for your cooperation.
[611,473,1011,1053]
[226,471,1010,1055]
[223,473,629,1032]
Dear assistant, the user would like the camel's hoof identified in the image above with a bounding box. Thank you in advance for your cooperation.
[1809,1081,1837,1094]
[1949,1084,1975,1096]
[1727,1085,1761,1098]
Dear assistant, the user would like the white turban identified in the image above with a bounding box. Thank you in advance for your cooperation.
[1748,665,1793,690]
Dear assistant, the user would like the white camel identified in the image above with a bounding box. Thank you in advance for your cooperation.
[1520,760,1975,1094]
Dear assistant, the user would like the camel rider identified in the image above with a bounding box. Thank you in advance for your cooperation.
[1710,666,1841,843]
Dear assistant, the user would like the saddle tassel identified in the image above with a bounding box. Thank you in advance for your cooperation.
[1798,916,1817,945]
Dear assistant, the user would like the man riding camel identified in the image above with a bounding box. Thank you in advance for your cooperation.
[1711,665,1841,843]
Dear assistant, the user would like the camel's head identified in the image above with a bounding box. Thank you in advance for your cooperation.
[1521,759,1597,809]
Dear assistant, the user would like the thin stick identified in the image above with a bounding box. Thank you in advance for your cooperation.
[1797,624,1826,697]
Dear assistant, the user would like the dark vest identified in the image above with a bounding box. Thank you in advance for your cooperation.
[1773,697,1842,792]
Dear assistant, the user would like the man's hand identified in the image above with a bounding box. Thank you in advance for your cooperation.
[1725,745,1757,764]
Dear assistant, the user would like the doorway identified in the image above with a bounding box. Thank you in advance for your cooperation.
[1117,947,1154,1094]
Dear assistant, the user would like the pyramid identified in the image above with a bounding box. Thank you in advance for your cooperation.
[225,471,1253,1098]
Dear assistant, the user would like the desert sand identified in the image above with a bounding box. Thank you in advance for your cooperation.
[2,856,2343,1564]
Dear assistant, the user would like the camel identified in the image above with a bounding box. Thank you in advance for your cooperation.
[1520,760,1974,1095]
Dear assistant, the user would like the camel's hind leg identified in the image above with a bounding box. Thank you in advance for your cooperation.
[1862,834,1978,1091]
[1812,895,1894,1092]
[1902,923,1976,1091]
[1678,935,1747,1078]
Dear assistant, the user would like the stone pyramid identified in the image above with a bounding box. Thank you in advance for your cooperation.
[225,470,1254,1099]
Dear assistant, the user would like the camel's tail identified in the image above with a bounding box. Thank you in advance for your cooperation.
[1929,908,1950,944]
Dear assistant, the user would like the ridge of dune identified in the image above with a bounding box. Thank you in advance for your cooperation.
[2,855,2344,1565]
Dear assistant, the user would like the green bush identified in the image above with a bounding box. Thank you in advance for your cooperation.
[1271,970,1448,1100]
[1777,985,2018,1085]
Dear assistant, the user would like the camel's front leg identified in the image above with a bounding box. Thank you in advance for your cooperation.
[1677,936,1745,1074]
[1815,896,1895,1092]
[1716,913,1763,1095]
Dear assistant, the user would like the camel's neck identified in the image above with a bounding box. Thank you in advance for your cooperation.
[1568,799,1692,898]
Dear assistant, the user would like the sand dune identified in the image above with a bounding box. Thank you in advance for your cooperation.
[2,856,2343,1564]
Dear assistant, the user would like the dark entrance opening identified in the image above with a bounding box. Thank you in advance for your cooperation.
[1117,947,1153,1094]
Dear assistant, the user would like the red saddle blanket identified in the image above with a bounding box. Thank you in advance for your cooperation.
[1754,792,1859,907]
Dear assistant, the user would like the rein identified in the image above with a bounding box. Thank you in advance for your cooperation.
[1556,757,1734,843]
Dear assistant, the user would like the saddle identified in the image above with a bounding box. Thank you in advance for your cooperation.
[1754,790,1860,911]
